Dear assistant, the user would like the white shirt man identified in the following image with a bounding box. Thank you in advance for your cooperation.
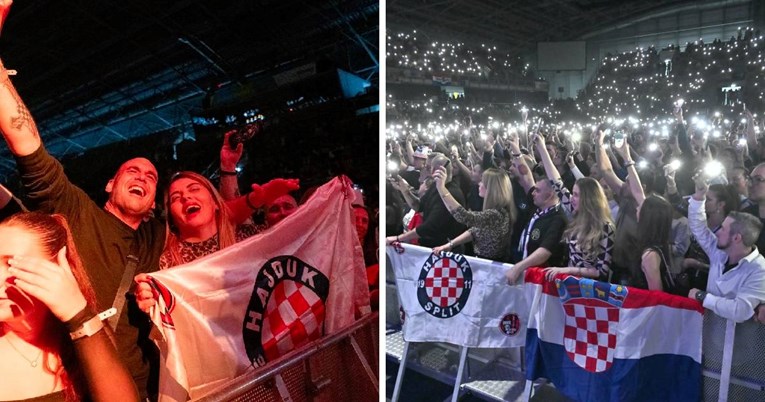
[689,184,765,323]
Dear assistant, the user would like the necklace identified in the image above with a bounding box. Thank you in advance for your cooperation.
[3,335,42,367]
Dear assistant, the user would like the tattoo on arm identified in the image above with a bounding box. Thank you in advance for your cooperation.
[1,75,39,138]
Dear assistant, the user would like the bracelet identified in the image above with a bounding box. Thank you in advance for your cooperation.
[624,161,635,168]
[245,193,258,209]
[443,193,453,198]
[448,240,454,248]
[220,169,238,176]
[512,153,521,158]
[64,306,96,332]
[69,308,117,341]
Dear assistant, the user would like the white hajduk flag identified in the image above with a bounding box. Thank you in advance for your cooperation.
[146,176,370,402]
[387,243,528,348]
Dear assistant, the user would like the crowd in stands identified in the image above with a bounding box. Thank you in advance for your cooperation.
[386,26,765,332]
[387,30,537,85]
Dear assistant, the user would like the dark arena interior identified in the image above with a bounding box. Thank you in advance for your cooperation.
[385,1,765,401]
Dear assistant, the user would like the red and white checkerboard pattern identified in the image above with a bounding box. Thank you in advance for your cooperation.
[424,258,465,307]
[261,280,325,361]
[562,302,618,373]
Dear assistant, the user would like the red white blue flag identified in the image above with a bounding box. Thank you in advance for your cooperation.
[524,268,703,402]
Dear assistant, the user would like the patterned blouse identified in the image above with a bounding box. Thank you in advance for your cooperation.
[159,223,266,269]
[553,180,615,281]
[451,206,511,261]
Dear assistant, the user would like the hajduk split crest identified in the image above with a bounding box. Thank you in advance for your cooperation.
[242,255,329,367]
[417,251,472,319]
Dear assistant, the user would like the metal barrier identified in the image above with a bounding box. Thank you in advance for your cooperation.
[702,312,765,401]
[387,244,765,401]
[195,312,379,402]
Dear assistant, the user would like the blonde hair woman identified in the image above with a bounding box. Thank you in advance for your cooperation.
[432,167,517,261]
[534,134,615,281]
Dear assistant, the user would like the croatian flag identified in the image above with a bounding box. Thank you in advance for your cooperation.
[524,268,703,402]
[387,243,529,348]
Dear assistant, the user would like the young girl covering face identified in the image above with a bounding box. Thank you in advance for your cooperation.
[0,212,137,401]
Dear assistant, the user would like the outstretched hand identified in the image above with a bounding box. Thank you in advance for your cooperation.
[251,178,300,207]
[8,247,87,322]
[432,166,448,191]
[221,130,244,170]
[691,171,709,198]
[530,133,546,150]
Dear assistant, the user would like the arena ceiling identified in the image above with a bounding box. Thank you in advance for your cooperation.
[387,0,725,54]
[0,0,378,179]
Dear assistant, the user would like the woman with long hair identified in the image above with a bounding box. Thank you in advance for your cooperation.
[614,141,678,292]
[135,172,297,312]
[0,212,137,401]
[431,167,517,261]
[636,195,678,292]
[535,134,615,281]
[158,171,298,269]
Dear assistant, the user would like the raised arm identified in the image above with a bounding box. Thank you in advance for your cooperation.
[533,133,562,183]
[566,152,585,180]
[225,178,299,224]
[450,146,471,180]
[219,130,243,201]
[614,140,645,206]
[391,175,420,210]
[687,175,719,256]
[0,60,42,156]
[403,137,415,166]
[745,108,758,153]
[595,128,625,194]
[432,166,461,213]
[507,134,535,193]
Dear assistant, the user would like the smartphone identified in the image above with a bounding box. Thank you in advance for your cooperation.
[613,130,625,148]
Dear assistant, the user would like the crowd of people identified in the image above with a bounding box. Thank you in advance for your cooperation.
[387,30,537,86]
[0,3,378,402]
[386,26,765,340]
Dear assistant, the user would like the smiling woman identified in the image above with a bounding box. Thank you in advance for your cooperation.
[158,171,263,269]
[151,171,300,270]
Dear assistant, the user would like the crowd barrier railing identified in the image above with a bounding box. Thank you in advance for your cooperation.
[387,245,765,402]
[701,311,765,401]
[196,312,378,402]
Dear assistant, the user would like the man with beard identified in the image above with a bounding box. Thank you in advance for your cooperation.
[689,174,765,322]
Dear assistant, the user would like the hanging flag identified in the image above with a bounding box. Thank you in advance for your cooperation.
[432,74,452,85]
[524,268,703,402]
[147,176,370,402]
[387,243,528,348]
